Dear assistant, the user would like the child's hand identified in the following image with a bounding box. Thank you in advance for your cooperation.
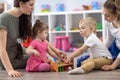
[65,57,72,64]
[59,51,67,61]
[32,50,40,56]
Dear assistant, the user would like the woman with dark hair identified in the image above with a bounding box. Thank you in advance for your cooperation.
[101,0,120,71]
[0,0,34,77]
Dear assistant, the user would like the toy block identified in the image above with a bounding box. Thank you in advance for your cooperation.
[50,60,73,72]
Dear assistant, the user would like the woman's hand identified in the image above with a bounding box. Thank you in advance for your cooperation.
[101,65,116,71]
[8,70,22,77]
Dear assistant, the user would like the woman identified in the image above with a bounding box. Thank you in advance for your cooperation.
[102,0,120,71]
[0,0,66,77]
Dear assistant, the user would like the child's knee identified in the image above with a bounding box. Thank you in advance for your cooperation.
[82,61,95,73]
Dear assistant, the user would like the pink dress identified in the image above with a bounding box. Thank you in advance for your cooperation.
[26,39,48,72]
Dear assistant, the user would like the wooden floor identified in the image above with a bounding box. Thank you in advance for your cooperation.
[0,69,120,80]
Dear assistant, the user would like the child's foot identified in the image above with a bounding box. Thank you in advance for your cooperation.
[68,67,85,74]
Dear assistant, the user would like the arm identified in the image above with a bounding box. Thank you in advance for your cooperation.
[66,45,89,63]
[0,29,22,77]
[47,46,60,60]
[102,53,120,71]
[45,40,67,61]
[103,22,114,48]
[26,46,39,56]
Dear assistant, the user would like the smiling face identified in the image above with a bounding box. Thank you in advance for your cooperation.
[102,8,117,22]
[19,0,35,15]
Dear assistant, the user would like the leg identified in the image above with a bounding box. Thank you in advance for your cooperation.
[38,63,50,72]
[94,57,112,69]
[68,59,95,74]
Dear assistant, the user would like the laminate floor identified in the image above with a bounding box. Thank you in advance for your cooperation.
[0,69,120,80]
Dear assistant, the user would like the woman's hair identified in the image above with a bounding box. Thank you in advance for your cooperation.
[14,0,32,40]
[79,17,96,33]
[104,0,120,20]
[32,20,48,39]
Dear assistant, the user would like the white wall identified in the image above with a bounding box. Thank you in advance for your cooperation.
[34,0,106,13]
[1,0,106,12]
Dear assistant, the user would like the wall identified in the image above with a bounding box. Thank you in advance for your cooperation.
[34,0,106,13]
[1,0,106,12]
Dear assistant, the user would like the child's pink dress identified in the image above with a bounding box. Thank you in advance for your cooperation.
[26,39,49,72]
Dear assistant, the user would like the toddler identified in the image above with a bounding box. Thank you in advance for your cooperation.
[26,20,61,72]
[66,17,112,74]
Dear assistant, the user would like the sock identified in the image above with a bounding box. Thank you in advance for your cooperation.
[68,67,85,74]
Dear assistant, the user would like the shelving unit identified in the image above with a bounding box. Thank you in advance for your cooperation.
[33,10,103,47]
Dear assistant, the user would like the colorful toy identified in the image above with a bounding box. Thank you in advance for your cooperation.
[96,22,102,30]
[82,5,92,10]
[50,60,73,72]
[41,4,50,12]
[54,36,71,52]
[55,23,65,31]
[91,0,99,10]
[56,3,65,12]
[22,37,32,48]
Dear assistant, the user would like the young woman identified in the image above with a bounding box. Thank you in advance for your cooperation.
[101,0,120,71]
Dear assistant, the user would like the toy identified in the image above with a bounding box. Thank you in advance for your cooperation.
[91,0,99,10]
[82,5,92,10]
[50,60,73,72]
[41,4,50,12]
[22,37,32,48]
[96,22,102,30]
[56,3,65,12]
[54,36,71,52]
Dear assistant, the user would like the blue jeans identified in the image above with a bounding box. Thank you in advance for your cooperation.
[108,39,120,60]
[108,39,120,68]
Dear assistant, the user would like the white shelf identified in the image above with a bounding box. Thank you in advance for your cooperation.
[33,10,103,47]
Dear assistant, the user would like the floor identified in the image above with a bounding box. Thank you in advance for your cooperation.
[0,69,120,80]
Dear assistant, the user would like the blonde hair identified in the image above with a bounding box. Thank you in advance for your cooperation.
[79,17,96,33]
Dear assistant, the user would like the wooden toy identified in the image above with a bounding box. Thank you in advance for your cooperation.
[50,60,73,72]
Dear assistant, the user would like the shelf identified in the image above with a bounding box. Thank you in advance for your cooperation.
[33,10,104,48]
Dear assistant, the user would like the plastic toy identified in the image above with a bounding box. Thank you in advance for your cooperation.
[50,60,73,72]
[41,4,50,12]
[55,23,65,31]
[56,3,65,12]
[54,36,71,52]
[91,0,99,10]
[82,5,92,10]
[22,38,32,48]
[96,22,102,30]
[76,55,89,67]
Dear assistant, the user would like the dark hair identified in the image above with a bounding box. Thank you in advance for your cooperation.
[32,20,48,39]
[104,0,120,20]
[14,0,32,40]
